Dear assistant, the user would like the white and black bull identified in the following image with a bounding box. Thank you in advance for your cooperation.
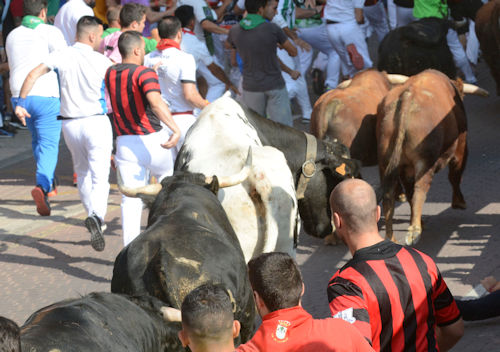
[21,292,183,351]
[175,96,299,262]
[111,163,255,347]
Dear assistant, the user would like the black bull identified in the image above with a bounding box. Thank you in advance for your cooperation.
[174,102,361,238]
[111,173,255,347]
[21,292,181,352]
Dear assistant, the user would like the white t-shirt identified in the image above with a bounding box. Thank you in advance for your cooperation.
[144,47,197,113]
[54,0,94,45]
[324,0,365,23]
[177,0,217,42]
[6,24,67,98]
[180,28,214,68]
[44,42,112,118]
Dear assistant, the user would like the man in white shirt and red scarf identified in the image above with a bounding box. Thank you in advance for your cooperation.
[144,16,209,160]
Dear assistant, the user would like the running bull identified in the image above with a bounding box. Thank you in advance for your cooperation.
[111,162,255,347]
[377,69,488,245]
[475,0,500,95]
[21,292,183,351]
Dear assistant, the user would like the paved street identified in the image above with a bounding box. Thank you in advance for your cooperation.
[1,61,499,350]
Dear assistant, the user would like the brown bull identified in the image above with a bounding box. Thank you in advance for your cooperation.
[377,69,487,245]
[311,70,407,166]
[475,0,500,95]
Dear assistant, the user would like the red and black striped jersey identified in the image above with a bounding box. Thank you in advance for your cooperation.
[327,240,461,352]
[105,63,163,136]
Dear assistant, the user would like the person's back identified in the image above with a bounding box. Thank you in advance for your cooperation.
[6,20,66,98]
[228,21,285,92]
[54,0,94,44]
[327,179,463,352]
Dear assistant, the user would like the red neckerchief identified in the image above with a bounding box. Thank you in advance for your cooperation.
[182,28,195,36]
[156,39,180,51]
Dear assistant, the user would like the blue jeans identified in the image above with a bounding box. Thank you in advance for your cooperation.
[12,96,61,192]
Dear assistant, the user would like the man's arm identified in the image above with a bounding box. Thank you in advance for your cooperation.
[213,0,232,20]
[182,82,210,109]
[146,91,181,149]
[278,57,300,80]
[207,62,240,94]
[14,63,51,124]
[354,8,364,24]
[201,19,230,35]
[436,319,464,352]
[281,39,298,57]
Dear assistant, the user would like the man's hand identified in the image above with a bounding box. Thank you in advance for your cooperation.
[15,106,31,126]
[294,38,311,51]
[161,130,181,149]
[289,70,301,80]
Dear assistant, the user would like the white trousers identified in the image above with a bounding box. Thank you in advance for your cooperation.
[396,6,415,27]
[298,23,342,88]
[62,115,112,222]
[277,48,313,120]
[364,1,390,42]
[171,113,197,157]
[115,128,175,246]
[326,21,373,77]
[447,28,476,83]
[466,21,479,65]
[387,0,397,29]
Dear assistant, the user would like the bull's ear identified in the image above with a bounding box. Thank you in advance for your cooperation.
[208,176,220,194]
[327,156,361,178]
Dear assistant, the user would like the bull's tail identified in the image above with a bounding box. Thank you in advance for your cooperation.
[380,90,411,196]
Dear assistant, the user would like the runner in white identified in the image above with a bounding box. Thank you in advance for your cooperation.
[16,16,113,252]
[144,16,209,160]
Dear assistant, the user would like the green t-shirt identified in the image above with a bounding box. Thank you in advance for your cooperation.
[413,0,448,19]
[144,37,158,54]
[102,27,120,38]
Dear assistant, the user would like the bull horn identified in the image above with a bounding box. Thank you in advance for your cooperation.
[336,79,352,89]
[386,74,409,85]
[463,83,489,97]
[205,147,253,188]
[160,307,181,322]
[116,167,162,197]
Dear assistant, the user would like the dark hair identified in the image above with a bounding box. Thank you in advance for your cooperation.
[119,2,147,28]
[118,30,143,58]
[0,316,20,352]
[248,252,302,311]
[76,16,103,39]
[23,0,48,17]
[174,5,195,28]
[181,283,234,342]
[158,16,181,39]
[106,5,121,23]
[245,0,269,14]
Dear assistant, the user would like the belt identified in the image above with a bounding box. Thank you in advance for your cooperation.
[326,20,339,24]
[57,116,73,120]
[171,111,193,115]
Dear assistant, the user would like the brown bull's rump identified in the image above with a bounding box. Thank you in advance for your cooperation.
[377,69,468,245]
[311,70,392,166]
[475,0,500,95]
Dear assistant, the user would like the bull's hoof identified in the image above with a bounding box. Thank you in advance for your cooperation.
[397,193,407,203]
[452,199,466,209]
[324,233,338,246]
[406,225,422,246]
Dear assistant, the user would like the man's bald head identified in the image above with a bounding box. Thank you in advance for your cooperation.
[330,179,378,234]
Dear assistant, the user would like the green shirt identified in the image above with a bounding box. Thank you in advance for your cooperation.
[144,37,158,54]
[413,0,448,19]
[102,27,120,38]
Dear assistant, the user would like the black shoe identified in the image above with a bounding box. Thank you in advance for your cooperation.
[31,186,51,216]
[85,213,105,251]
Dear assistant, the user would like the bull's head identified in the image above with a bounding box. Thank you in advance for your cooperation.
[299,139,361,238]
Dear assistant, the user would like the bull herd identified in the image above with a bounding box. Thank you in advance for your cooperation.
[16,67,492,350]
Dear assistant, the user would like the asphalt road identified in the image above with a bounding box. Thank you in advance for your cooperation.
[0,60,499,350]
